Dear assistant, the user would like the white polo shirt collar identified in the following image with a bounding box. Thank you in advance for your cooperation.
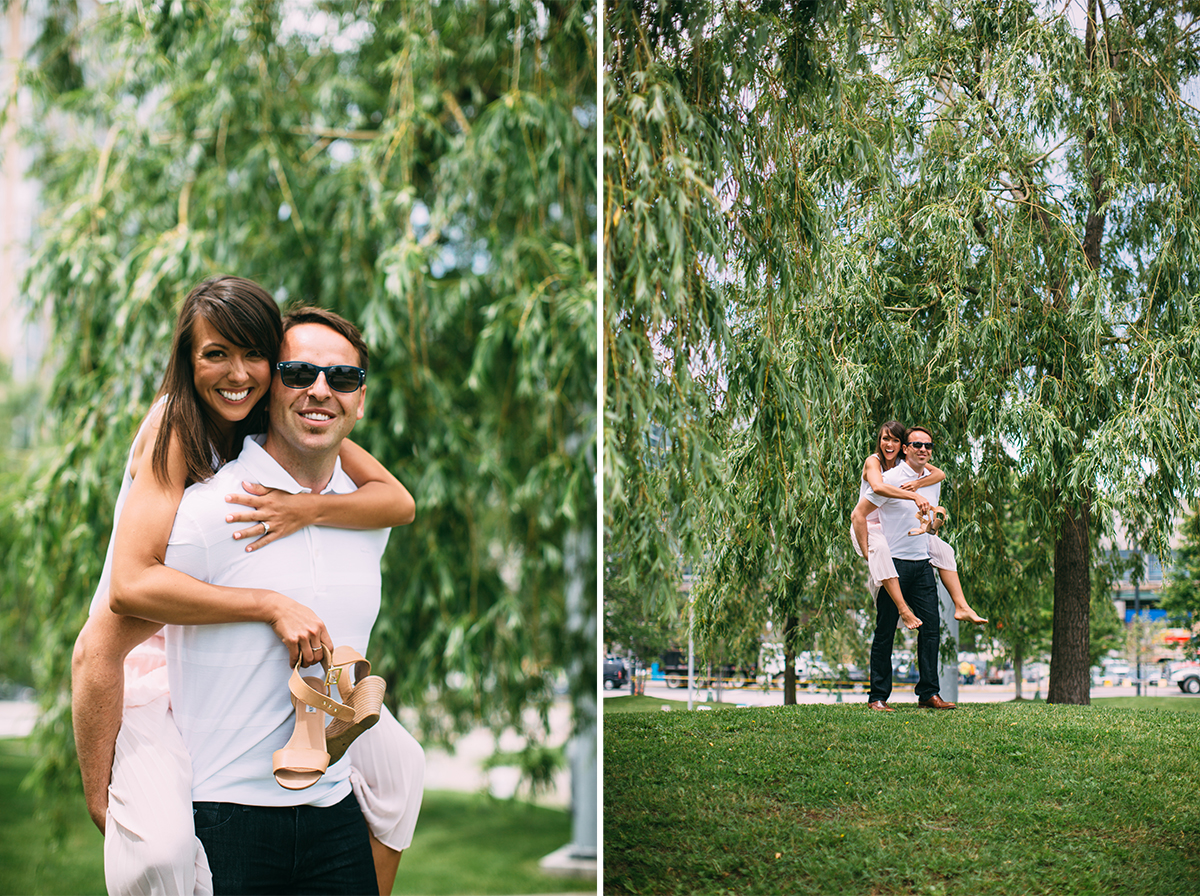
[235,434,350,497]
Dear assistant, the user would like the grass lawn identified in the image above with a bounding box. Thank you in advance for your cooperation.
[603,699,1200,895]
[0,739,105,896]
[1092,694,1200,711]
[399,791,594,895]
[0,738,592,896]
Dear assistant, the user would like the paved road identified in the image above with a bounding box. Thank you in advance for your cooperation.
[0,700,38,737]
[604,679,1191,707]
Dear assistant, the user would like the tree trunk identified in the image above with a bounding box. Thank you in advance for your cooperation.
[783,613,798,705]
[1048,498,1092,704]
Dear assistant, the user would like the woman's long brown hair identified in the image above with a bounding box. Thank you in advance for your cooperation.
[151,277,283,487]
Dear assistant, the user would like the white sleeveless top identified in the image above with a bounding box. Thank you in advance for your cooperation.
[858,475,881,523]
[86,398,219,709]
[88,397,223,617]
[89,408,159,617]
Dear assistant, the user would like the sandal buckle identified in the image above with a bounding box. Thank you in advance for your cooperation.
[325,666,342,690]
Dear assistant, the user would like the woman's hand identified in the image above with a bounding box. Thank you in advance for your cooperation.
[901,488,932,512]
[225,482,313,552]
[264,592,335,668]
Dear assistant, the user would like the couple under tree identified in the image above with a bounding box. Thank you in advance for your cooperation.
[72,277,424,895]
[850,421,987,712]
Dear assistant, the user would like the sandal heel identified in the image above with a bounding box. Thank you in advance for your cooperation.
[325,674,385,764]
[323,647,388,764]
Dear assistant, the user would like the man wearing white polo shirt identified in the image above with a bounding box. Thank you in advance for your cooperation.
[851,425,956,713]
[163,308,389,893]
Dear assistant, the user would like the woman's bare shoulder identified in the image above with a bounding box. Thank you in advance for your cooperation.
[128,399,169,481]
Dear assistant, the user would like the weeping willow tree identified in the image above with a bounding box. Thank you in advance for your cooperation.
[821,0,1200,704]
[604,0,843,640]
[8,0,595,796]
[605,0,922,700]
[607,0,1200,707]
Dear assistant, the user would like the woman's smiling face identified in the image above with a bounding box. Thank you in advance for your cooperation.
[878,430,902,464]
[191,315,272,433]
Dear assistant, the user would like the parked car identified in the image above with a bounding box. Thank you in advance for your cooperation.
[795,658,834,687]
[812,665,869,690]
[603,656,628,690]
[1101,662,1133,685]
[1171,663,1200,694]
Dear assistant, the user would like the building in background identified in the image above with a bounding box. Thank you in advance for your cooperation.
[1103,517,1191,667]
[1103,516,1182,623]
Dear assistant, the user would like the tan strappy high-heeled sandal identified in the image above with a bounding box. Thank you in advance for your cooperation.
[908,505,948,536]
[272,655,355,790]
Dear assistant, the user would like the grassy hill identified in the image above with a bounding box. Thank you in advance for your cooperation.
[603,698,1200,894]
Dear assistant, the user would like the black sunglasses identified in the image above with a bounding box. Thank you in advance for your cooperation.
[276,361,365,393]
[906,440,934,450]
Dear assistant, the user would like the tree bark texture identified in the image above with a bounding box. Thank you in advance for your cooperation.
[1048,498,1092,704]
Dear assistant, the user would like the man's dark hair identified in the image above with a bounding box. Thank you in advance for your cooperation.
[905,424,933,444]
[282,306,369,371]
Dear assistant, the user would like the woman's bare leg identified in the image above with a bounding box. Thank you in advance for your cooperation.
[370,836,402,895]
[935,569,987,624]
[881,577,921,630]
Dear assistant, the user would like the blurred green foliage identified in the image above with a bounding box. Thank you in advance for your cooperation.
[6,0,596,801]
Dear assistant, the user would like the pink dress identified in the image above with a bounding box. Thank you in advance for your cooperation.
[89,410,424,895]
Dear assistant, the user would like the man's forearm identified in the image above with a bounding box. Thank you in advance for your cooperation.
[74,665,124,831]
[851,502,874,558]
[72,630,125,831]
[71,611,162,832]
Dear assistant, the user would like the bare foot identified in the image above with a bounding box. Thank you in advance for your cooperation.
[954,607,988,625]
[900,609,923,630]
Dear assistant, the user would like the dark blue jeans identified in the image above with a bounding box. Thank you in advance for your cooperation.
[869,557,941,704]
[193,792,377,895]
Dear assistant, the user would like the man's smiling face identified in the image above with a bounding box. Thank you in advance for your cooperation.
[267,322,365,471]
[904,428,933,472]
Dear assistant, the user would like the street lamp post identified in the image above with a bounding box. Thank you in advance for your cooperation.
[1134,577,1142,698]
[687,598,694,711]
